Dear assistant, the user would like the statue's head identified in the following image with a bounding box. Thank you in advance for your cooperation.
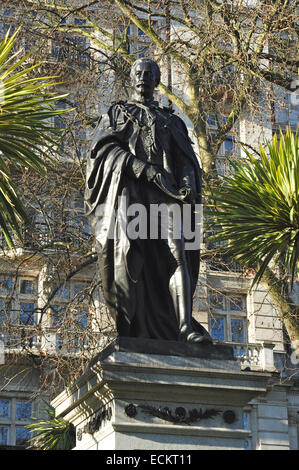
[130,58,160,102]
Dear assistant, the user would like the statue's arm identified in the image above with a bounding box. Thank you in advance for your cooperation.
[125,156,163,183]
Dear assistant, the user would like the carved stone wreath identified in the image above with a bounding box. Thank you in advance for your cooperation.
[125,403,222,425]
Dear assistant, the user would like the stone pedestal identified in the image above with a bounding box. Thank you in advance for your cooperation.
[51,337,274,450]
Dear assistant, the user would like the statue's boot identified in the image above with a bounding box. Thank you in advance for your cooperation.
[169,266,212,344]
[179,328,212,344]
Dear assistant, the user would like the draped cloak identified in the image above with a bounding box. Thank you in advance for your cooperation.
[85,101,203,340]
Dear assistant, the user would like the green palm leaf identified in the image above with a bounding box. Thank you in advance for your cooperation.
[26,404,76,450]
[0,29,69,248]
[207,127,299,289]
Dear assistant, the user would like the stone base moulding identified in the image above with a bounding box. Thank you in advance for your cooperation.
[51,337,276,450]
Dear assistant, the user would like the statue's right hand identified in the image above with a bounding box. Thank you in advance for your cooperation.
[143,164,162,182]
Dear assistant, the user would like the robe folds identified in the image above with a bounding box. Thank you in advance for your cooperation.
[85,101,203,340]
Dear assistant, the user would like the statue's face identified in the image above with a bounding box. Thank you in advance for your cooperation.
[131,61,156,101]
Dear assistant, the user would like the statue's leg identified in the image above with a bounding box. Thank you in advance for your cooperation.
[166,207,212,344]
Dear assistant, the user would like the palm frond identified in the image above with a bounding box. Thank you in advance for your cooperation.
[0,28,69,248]
[26,404,76,450]
[206,126,299,289]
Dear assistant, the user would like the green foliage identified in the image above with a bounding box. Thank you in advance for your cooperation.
[0,28,68,248]
[207,127,299,288]
[26,404,76,450]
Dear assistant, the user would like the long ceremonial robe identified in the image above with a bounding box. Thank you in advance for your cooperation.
[85,101,202,340]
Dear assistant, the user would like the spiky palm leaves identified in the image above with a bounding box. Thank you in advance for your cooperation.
[207,127,299,288]
[26,405,76,450]
[0,29,67,248]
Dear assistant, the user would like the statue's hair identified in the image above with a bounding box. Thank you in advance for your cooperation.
[130,58,161,86]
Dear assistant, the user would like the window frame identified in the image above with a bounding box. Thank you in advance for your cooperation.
[0,396,33,447]
[18,277,38,326]
[209,292,248,343]
[49,280,90,353]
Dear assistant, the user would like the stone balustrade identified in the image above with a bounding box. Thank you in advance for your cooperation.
[226,341,276,372]
[2,329,277,373]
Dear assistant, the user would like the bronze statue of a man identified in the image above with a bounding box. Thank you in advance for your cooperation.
[85,58,211,344]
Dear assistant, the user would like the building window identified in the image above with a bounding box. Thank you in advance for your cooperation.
[0,399,9,419]
[73,121,87,158]
[0,9,16,37]
[215,157,232,177]
[0,300,5,325]
[74,216,90,246]
[0,277,13,296]
[0,277,13,329]
[51,18,67,60]
[0,397,32,447]
[16,400,32,421]
[54,101,67,135]
[49,281,89,353]
[223,137,234,155]
[19,280,35,296]
[0,426,9,445]
[209,293,247,343]
[51,17,90,68]
[127,23,156,59]
[18,278,37,326]
[207,114,216,127]
[73,193,85,211]
[50,304,66,328]
[19,302,35,325]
